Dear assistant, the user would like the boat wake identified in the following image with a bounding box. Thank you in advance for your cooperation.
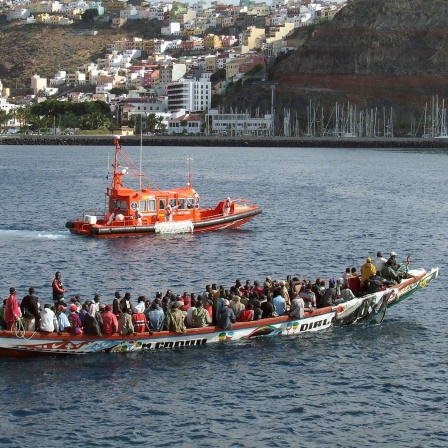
[0,229,70,240]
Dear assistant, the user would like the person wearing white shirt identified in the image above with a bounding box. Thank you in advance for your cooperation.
[39,304,56,332]
[372,251,387,272]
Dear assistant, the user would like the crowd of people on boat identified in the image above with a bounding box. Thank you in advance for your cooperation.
[1,251,408,336]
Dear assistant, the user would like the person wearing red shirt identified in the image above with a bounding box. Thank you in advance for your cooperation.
[252,280,263,298]
[102,305,118,336]
[5,288,21,331]
[237,303,254,322]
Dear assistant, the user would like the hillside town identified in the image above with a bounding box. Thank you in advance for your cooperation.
[0,0,345,135]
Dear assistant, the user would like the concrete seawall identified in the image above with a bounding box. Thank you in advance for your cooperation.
[2,135,448,148]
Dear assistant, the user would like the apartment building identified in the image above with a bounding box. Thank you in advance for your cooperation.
[167,79,211,112]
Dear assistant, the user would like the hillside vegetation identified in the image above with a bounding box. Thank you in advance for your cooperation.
[0,20,161,89]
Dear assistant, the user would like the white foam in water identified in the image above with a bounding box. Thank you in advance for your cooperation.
[0,229,70,240]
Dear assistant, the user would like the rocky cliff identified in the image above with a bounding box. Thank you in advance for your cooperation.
[225,0,448,133]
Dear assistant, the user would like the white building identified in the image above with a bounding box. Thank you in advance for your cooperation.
[204,109,273,136]
[50,71,67,86]
[161,22,181,36]
[167,79,211,113]
[0,98,21,129]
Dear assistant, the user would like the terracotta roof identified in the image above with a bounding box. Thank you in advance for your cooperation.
[171,113,203,122]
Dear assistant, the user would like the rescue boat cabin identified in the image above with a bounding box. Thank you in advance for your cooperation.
[104,138,203,225]
[106,186,203,226]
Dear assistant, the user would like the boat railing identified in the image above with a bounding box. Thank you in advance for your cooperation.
[231,198,257,206]
[201,198,258,220]
[194,198,256,220]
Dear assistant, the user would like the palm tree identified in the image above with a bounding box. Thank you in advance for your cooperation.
[0,109,8,132]
[15,105,32,131]
[155,115,166,134]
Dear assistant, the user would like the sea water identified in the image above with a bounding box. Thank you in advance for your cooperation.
[0,145,446,447]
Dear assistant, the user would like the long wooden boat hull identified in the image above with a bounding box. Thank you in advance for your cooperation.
[0,308,336,358]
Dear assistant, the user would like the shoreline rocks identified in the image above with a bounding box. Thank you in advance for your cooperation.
[2,135,448,148]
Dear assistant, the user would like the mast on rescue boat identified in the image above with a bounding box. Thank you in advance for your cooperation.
[112,136,125,191]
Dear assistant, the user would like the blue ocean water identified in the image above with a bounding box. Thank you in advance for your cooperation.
[0,144,446,447]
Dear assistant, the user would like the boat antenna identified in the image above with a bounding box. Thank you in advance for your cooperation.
[187,156,193,187]
[139,115,143,190]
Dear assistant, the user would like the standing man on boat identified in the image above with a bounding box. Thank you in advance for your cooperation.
[165,204,173,222]
[52,271,67,308]
[112,291,122,317]
[120,292,132,313]
[5,288,21,331]
[20,287,40,332]
[223,197,231,216]
[134,208,143,225]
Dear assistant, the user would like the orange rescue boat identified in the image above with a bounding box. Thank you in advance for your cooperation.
[66,137,262,238]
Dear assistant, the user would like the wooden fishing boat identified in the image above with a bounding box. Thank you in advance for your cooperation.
[0,307,336,358]
[0,267,438,358]
[66,137,262,238]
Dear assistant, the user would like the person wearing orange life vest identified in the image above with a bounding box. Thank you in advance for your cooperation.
[223,197,231,216]
[165,204,173,222]
[131,307,148,333]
